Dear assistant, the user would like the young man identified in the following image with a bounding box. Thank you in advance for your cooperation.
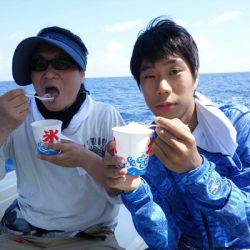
[105,17,250,249]
[0,27,125,249]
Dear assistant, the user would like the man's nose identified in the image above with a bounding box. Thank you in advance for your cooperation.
[156,79,172,95]
[44,63,56,78]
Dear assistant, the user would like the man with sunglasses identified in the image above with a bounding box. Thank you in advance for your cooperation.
[0,27,125,249]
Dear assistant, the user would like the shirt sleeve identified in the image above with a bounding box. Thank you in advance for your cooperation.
[0,134,12,181]
[172,110,250,246]
[121,179,175,249]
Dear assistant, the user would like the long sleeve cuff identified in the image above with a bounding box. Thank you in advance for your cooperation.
[121,179,173,249]
[121,179,153,214]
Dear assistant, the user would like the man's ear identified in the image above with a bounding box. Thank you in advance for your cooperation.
[80,70,85,83]
[194,70,199,89]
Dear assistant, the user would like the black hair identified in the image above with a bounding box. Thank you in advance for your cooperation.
[38,26,88,55]
[130,16,199,86]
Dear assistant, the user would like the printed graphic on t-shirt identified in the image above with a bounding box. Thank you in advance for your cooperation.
[85,137,107,157]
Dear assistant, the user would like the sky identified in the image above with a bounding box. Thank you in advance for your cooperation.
[0,0,250,81]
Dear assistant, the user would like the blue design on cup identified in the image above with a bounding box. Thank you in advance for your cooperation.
[117,164,126,169]
[127,157,136,167]
[126,154,149,176]
[37,142,60,155]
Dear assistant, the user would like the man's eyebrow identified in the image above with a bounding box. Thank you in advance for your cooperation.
[140,64,153,72]
[140,58,181,72]
[162,58,181,66]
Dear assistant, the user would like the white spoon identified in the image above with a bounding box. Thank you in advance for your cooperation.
[26,94,54,101]
[27,89,88,101]
[147,124,157,128]
[140,121,157,128]
[143,122,189,129]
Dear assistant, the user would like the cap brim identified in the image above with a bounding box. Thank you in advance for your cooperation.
[12,36,85,86]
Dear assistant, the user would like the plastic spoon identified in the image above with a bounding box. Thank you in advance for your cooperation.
[143,122,189,129]
[26,94,54,101]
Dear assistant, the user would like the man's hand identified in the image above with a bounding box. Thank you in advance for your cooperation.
[0,89,29,131]
[0,89,29,145]
[36,139,141,196]
[102,139,141,194]
[36,139,90,167]
[152,117,203,173]
[36,139,127,195]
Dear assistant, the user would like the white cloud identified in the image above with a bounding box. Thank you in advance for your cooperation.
[104,40,129,74]
[189,11,242,28]
[105,20,143,33]
[210,11,242,25]
[193,34,217,73]
[194,35,210,50]
[87,40,130,77]
[105,40,127,69]
[106,40,123,54]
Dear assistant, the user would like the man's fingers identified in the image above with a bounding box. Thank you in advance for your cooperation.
[153,137,172,155]
[151,141,171,167]
[123,175,141,192]
[103,155,125,166]
[106,139,116,156]
[155,128,183,150]
[36,152,64,162]
[15,102,30,114]
[105,167,127,178]
[4,89,26,101]
[44,142,65,151]
[18,109,29,120]
[60,139,72,143]
[107,175,141,191]
[107,176,126,188]
[155,117,191,142]
[11,95,29,108]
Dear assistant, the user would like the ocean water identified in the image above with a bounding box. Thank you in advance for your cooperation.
[1,72,250,171]
[86,72,250,121]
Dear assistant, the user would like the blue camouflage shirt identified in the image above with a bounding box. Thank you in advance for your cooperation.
[122,105,250,249]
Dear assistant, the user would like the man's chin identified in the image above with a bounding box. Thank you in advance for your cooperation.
[153,109,177,120]
[44,103,65,112]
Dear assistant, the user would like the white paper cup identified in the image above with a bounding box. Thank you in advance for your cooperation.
[112,124,153,176]
[31,119,62,155]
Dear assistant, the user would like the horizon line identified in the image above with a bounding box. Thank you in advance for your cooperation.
[1,70,250,82]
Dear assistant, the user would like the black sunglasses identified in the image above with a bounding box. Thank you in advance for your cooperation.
[30,55,76,72]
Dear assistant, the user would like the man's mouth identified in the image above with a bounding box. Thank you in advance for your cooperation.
[155,102,176,110]
[45,87,60,100]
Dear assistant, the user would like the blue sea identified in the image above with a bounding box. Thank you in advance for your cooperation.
[1,72,250,172]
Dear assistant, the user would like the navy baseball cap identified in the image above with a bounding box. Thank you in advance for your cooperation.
[12,29,87,86]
